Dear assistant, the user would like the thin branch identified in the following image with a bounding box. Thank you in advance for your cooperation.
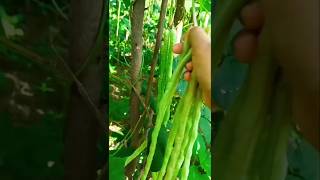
[110,74,148,110]
[0,37,51,66]
[51,0,69,21]
[110,74,156,156]
[144,0,169,114]
[0,37,68,80]
[31,0,68,20]
[111,110,147,155]
[51,45,107,132]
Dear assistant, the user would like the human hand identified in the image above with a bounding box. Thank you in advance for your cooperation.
[235,1,319,150]
[173,27,212,109]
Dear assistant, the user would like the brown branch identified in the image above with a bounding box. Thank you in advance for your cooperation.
[0,37,64,77]
[110,73,156,157]
[144,0,169,112]
[51,45,107,132]
[173,0,185,27]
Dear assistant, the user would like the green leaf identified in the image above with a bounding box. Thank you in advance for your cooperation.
[198,135,211,176]
[188,165,210,180]
[198,0,211,12]
[109,156,126,180]
[38,83,55,93]
[109,64,117,74]
[0,6,24,38]
[199,107,211,144]
[213,56,248,110]
[109,97,129,121]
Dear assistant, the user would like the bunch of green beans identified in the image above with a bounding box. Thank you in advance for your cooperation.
[213,0,292,180]
[141,31,203,180]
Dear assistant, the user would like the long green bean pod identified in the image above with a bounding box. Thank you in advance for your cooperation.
[156,84,192,180]
[171,87,202,179]
[213,28,277,179]
[247,79,292,180]
[141,48,191,180]
[213,2,293,176]
[125,140,147,166]
[164,74,198,180]
[170,107,194,179]
[181,89,203,180]
[156,82,191,179]
[158,29,176,126]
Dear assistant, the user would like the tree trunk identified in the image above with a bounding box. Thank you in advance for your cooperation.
[64,0,105,180]
[126,0,146,177]
[174,0,185,26]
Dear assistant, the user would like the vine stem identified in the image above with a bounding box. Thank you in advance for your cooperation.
[145,0,169,111]
[125,140,147,166]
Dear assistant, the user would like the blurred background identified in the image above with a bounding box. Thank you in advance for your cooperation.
[0,0,107,179]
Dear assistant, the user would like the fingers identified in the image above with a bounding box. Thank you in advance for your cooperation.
[184,71,192,81]
[184,61,193,81]
[234,2,264,62]
[233,30,258,63]
[186,62,193,71]
[240,2,264,30]
[173,43,183,54]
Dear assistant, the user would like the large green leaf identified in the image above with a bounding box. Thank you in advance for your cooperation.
[109,97,129,122]
[109,156,126,180]
[198,135,211,176]
[199,107,211,144]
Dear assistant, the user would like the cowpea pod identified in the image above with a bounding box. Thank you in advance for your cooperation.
[164,73,198,180]
[158,29,176,127]
[171,107,194,179]
[213,1,293,177]
[141,46,191,180]
[171,87,202,180]
[181,89,203,180]
[157,84,191,180]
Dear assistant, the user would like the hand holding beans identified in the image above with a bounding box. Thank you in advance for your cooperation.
[175,1,319,150]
